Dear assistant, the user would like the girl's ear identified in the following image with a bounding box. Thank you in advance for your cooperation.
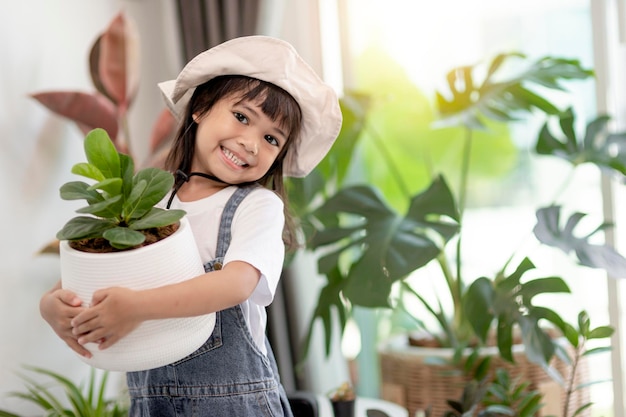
[192,112,201,123]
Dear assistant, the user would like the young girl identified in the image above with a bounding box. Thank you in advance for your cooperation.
[39,36,342,416]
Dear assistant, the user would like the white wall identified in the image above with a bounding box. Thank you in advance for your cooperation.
[0,0,179,412]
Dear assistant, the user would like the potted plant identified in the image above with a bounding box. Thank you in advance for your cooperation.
[328,382,356,417]
[57,127,213,372]
[291,52,624,415]
[33,12,176,257]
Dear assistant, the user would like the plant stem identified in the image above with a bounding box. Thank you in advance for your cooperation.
[119,110,133,159]
[563,340,583,417]
[366,124,412,199]
[454,125,474,294]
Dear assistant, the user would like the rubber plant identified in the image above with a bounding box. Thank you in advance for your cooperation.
[33,12,177,254]
[296,51,625,376]
[32,12,176,181]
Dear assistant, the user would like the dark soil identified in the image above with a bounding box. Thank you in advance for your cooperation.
[69,223,179,253]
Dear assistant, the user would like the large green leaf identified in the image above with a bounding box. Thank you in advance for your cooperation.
[59,181,104,204]
[309,175,459,308]
[129,208,185,230]
[71,162,105,182]
[124,168,175,220]
[436,54,593,130]
[76,194,123,220]
[84,128,121,179]
[56,216,116,241]
[89,177,123,196]
[535,108,626,179]
[103,227,145,249]
[533,205,626,277]
[464,257,569,362]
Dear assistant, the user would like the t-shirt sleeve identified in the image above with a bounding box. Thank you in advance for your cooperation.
[223,188,285,306]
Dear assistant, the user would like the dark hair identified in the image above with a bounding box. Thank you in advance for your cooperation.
[164,75,302,251]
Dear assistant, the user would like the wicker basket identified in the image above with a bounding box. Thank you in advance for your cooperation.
[379,337,589,417]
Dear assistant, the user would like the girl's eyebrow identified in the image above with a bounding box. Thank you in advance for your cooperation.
[241,104,288,140]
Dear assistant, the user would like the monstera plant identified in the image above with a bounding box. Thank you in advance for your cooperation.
[293,52,625,374]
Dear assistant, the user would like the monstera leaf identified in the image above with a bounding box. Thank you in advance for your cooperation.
[309,175,459,308]
[536,108,626,180]
[436,53,593,130]
[464,257,570,364]
[533,205,626,278]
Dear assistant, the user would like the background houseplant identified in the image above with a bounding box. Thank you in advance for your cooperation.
[291,52,623,413]
[0,367,128,417]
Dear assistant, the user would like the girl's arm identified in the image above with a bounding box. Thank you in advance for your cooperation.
[70,260,260,349]
[40,280,92,357]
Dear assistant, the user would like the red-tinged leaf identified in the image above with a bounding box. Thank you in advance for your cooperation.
[30,91,118,140]
[98,12,140,110]
[89,35,116,104]
[149,109,177,152]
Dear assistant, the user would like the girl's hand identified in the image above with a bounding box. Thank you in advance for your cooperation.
[71,287,142,350]
[40,286,92,358]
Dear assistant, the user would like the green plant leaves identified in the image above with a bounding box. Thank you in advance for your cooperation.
[124,168,175,220]
[57,128,184,250]
[310,175,459,308]
[536,108,626,179]
[56,216,116,241]
[0,366,128,417]
[533,205,626,277]
[464,257,570,364]
[84,128,121,179]
[103,227,146,249]
[436,53,593,130]
[129,208,186,230]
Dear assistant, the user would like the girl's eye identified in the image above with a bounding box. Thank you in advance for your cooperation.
[265,135,279,146]
[234,112,248,124]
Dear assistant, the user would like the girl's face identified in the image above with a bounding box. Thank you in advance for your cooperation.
[191,94,288,184]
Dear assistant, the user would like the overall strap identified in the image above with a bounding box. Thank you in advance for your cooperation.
[214,186,256,259]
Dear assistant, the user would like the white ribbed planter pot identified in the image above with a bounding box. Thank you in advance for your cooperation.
[60,217,214,372]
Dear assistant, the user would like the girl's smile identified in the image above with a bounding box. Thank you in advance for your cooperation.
[191,95,286,185]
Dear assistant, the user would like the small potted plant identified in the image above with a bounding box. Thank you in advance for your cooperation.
[57,128,213,372]
[328,382,356,417]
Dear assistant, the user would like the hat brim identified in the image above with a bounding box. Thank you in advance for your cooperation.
[159,36,342,178]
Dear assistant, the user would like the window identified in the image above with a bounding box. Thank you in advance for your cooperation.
[334,0,621,414]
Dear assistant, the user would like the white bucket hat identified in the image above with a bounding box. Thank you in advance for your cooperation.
[158,35,342,178]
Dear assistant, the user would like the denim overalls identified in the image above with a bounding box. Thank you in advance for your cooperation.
[127,186,294,417]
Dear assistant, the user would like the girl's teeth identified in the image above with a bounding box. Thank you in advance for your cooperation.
[222,148,245,166]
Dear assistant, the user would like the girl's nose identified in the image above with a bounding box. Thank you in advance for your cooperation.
[239,137,258,155]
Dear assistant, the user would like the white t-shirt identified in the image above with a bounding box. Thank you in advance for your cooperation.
[163,186,285,355]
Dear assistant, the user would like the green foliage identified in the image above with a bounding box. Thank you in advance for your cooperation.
[299,51,624,390]
[464,257,571,364]
[436,53,593,130]
[56,128,185,250]
[0,367,127,417]
[481,369,544,417]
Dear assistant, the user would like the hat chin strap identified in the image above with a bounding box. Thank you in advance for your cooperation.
[166,169,257,209]
[166,170,228,209]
